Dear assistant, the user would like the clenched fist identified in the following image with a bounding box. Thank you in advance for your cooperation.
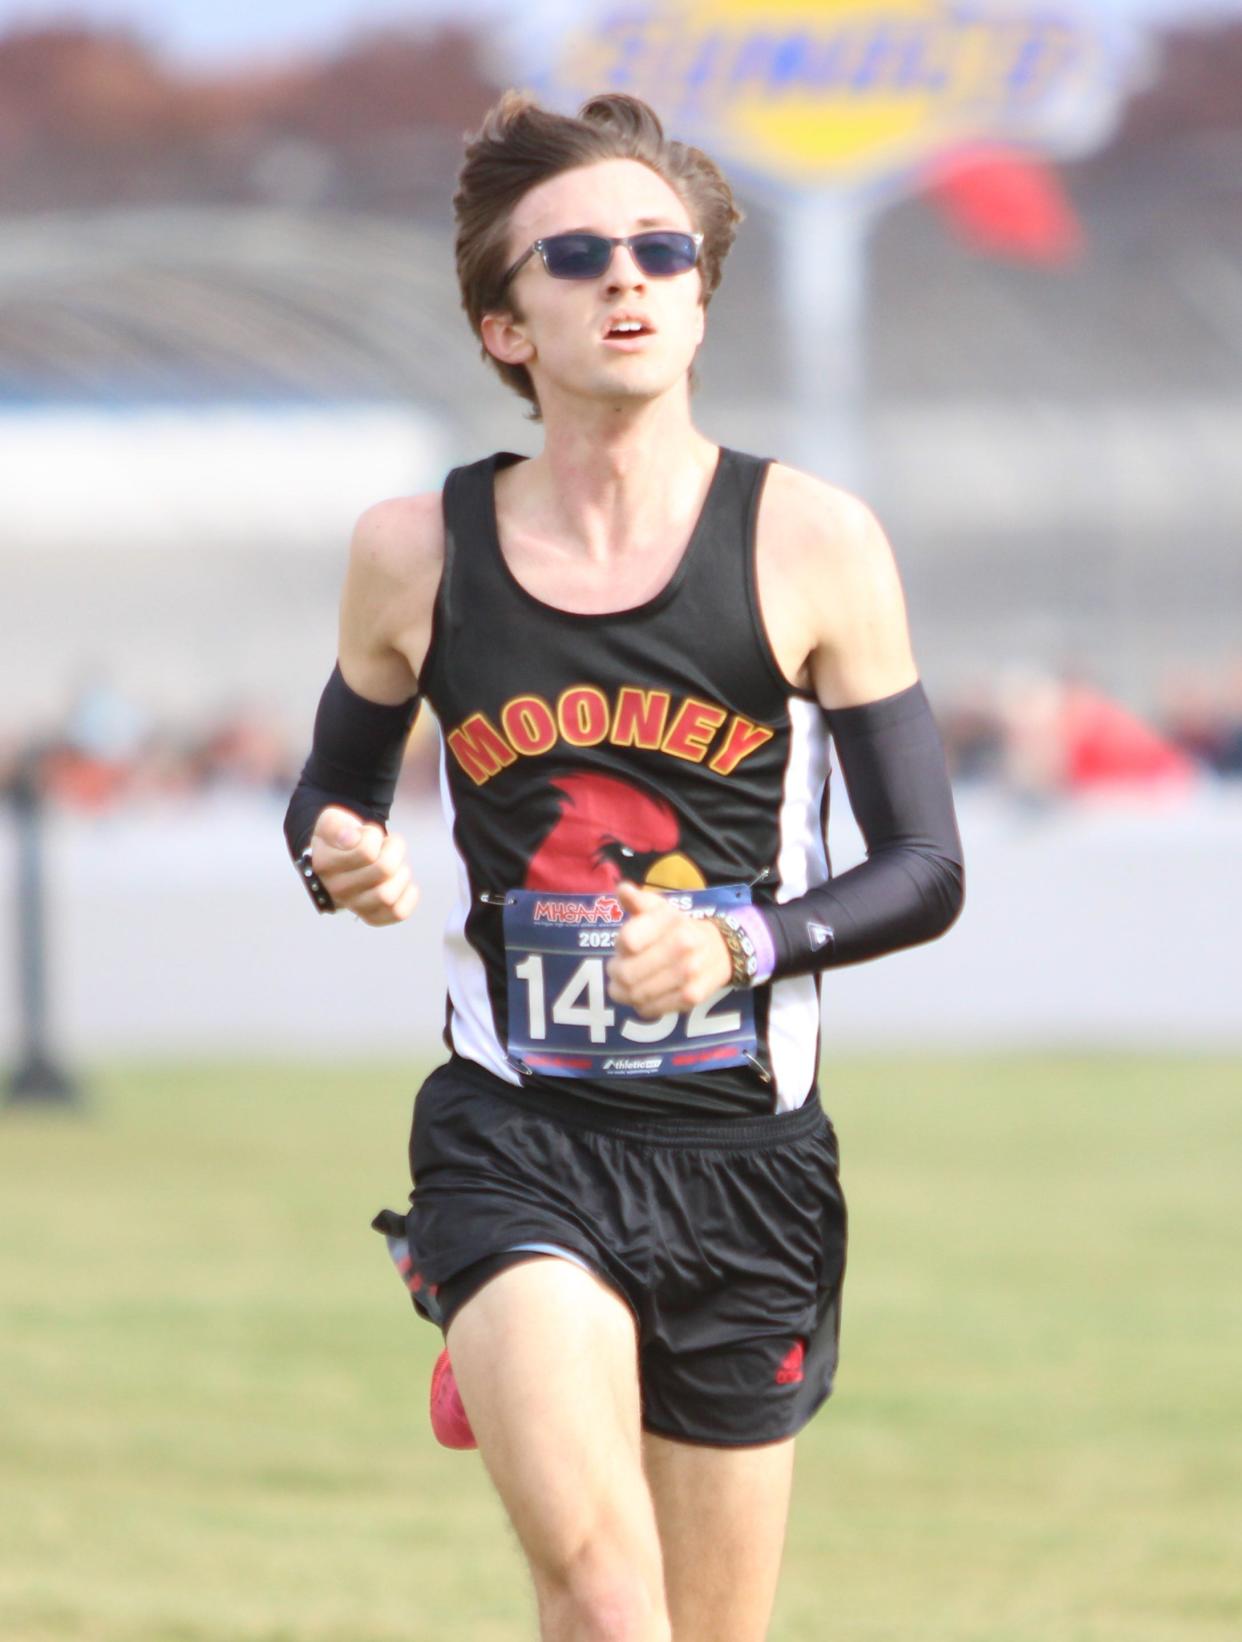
[310,804,420,926]
[606,880,731,1019]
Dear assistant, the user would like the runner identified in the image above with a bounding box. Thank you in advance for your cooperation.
[286,90,964,1642]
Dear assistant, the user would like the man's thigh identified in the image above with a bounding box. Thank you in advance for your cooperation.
[642,1431,795,1642]
[445,1256,665,1589]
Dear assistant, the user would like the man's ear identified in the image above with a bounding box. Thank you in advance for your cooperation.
[481,309,535,367]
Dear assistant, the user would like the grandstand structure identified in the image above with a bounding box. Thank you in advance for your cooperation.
[2,19,1240,731]
[0,208,471,410]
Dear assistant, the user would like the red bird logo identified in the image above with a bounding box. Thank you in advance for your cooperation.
[524,772,706,893]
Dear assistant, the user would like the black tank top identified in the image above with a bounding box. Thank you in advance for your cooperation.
[420,446,831,1118]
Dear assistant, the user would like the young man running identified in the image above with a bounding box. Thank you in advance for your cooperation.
[286,92,964,1642]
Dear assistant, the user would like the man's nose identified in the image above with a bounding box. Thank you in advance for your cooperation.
[604,242,648,290]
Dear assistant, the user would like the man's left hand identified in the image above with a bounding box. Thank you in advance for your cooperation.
[606,881,732,1019]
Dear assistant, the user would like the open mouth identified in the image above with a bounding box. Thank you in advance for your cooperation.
[603,319,654,340]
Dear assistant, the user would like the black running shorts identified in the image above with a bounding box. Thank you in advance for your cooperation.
[372,1054,848,1447]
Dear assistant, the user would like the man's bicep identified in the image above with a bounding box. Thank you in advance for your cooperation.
[807,498,919,712]
[337,493,444,703]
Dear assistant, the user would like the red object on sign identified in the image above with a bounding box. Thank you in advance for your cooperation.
[921,144,1085,265]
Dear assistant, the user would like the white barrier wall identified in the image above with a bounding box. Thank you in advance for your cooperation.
[0,787,1237,1063]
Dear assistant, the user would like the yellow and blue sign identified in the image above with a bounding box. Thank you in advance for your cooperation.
[526,0,1134,201]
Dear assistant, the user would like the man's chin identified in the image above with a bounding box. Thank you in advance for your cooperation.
[533,363,693,420]
[583,367,689,409]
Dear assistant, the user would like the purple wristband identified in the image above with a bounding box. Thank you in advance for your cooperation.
[733,905,776,985]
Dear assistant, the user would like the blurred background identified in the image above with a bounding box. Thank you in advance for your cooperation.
[0,6,1239,1640]
[0,0,1239,1064]
[0,0,1238,1066]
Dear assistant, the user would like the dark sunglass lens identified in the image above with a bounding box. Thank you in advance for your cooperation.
[542,234,611,278]
[632,232,697,275]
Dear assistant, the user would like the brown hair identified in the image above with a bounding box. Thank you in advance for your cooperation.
[454,90,742,414]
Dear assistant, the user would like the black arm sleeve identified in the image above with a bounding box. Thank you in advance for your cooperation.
[762,681,964,978]
[282,663,421,860]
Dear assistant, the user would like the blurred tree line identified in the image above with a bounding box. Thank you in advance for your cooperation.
[2,16,1241,219]
[0,21,498,217]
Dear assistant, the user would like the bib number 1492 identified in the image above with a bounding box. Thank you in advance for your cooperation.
[502,885,759,1079]
[512,952,741,1044]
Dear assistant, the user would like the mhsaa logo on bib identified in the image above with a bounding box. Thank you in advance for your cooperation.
[534,894,625,925]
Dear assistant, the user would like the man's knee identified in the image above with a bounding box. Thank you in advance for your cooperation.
[534,1535,671,1642]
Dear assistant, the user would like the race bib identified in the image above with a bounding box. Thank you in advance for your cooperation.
[502,884,758,1079]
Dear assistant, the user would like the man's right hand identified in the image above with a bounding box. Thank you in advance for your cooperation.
[310,805,420,926]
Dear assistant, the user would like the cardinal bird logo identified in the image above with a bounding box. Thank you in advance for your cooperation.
[524,772,706,893]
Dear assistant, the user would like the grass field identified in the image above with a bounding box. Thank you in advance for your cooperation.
[1,1054,1239,1642]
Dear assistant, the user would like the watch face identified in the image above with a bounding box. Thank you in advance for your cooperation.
[296,850,335,912]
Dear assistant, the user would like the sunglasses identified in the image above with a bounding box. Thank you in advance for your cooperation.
[499,230,704,289]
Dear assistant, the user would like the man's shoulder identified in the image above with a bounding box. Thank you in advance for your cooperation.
[755,459,916,702]
[348,491,445,589]
[759,460,893,579]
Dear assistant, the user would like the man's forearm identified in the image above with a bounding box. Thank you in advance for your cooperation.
[283,663,421,860]
[751,682,965,980]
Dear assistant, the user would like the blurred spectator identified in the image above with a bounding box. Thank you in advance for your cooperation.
[1216,660,1242,778]
[1159,658,1242,778]
[995,669,1066,799]
[7,662,1242,817]
[1159,666,1228,767]
[37,675,147,809]
[938,678,1006,784]
[195,710,294,796]
[1059,680,1196,793]
[998,667,1198,800]
[123,731,204,804]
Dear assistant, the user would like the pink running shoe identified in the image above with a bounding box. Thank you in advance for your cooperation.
[430,1349,477,1450]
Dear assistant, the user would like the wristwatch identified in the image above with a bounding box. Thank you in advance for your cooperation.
[295,848,336,914]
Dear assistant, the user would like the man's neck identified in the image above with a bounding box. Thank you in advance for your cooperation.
[516,390,719,561]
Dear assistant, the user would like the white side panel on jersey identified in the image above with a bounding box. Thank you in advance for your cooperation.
[437,745,521,1086]
[767,696,831,1111]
